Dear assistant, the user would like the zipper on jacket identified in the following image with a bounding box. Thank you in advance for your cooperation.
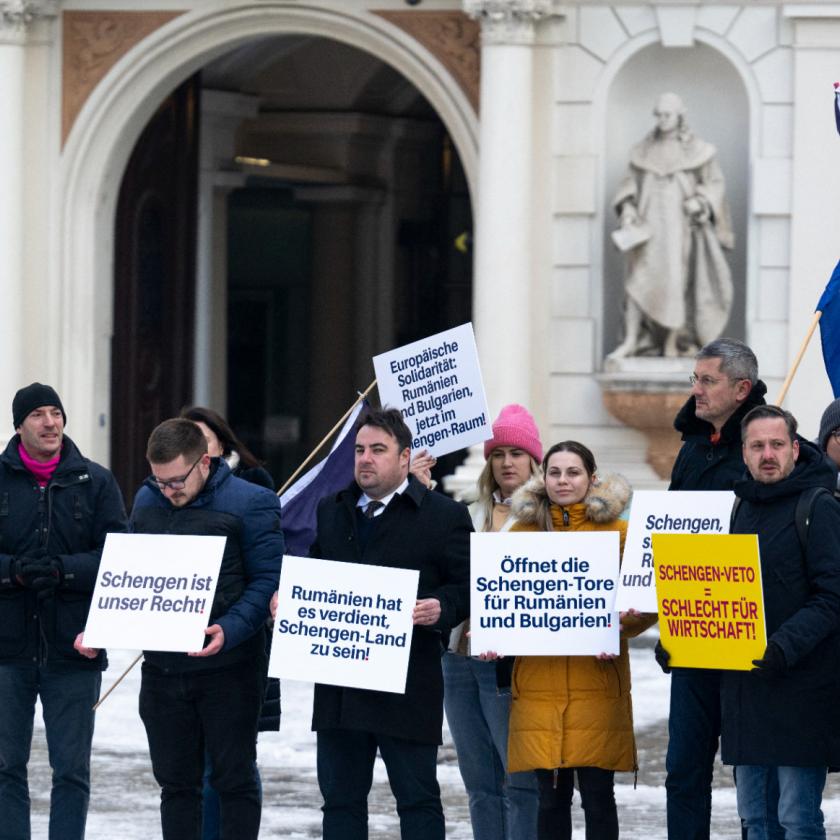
[562,508,569,526]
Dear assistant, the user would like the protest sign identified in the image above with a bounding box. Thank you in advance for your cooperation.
[373,322,491,457]
[653,533,766,670]
[269,556,419,693]
[469,532,620,656]
[616,490,735,613]
[83,532,225,652]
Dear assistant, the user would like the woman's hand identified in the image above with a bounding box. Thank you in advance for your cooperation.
[409,449,437,489]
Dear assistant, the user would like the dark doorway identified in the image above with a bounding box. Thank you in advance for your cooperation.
[111,76,200,504]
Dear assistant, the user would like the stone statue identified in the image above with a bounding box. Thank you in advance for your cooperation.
[609,92,734,359]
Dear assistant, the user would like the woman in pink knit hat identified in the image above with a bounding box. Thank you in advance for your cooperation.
[444,404,543,840]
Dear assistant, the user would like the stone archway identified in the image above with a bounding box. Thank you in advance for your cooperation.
[59,4,479,464]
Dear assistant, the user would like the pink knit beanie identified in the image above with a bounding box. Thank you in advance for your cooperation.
[484,404,543,462]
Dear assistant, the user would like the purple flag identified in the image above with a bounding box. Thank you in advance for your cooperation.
[279,400,366,556]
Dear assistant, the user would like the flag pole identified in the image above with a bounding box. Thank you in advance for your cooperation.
[94,380,379,710]
[775,311,822,406]
[276,379,377,497]
[93,652,142,710]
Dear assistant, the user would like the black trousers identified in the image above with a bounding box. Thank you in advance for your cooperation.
[317,728,444,840]
[139,658,264,840]
[536,767,618,840]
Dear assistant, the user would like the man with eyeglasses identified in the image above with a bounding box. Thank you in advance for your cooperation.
[816,398,840,492]
[0,382,127,840]
[130,418,283,840]
[657,338,767,839]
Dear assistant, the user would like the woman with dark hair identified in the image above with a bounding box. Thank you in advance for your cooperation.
[507,441,655,839]
[180,406,274,490]
[179,406,277,840]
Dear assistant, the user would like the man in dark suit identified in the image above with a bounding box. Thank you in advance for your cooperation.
[309,407,471,840]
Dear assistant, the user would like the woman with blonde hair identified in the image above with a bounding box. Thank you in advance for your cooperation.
[444,404,543,840]
[508,440,655,839]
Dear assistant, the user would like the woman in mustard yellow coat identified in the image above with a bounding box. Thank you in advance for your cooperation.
[507,441,656,839]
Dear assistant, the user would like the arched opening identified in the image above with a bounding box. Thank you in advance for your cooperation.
[109,32,474,499]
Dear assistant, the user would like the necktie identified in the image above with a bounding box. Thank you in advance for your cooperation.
[364,500,383,519]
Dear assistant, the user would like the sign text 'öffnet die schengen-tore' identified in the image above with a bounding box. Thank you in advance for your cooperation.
[269,556,419,694]
[469,532,620,656]
[373,323,491,458]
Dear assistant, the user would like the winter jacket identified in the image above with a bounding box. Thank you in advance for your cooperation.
[131,458,283,674]
[310,475,472,745]
[721,440,840,767]
[669,380,767,491]
[506,473,656,773]
[0,435,127,669]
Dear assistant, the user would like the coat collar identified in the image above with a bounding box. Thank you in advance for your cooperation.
[673,379,767,443]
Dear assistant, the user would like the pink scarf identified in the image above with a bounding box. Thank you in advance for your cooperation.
[18,443,61,487]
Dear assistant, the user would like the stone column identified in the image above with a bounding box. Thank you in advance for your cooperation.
[464,0,549,413]
[0,1,58,440]
[783,7,840,433]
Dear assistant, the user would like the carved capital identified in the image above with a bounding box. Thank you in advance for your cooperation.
[463,0,552,45]
[0,0,58,39]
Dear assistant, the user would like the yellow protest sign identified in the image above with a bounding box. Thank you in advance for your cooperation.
[652,533,766,670]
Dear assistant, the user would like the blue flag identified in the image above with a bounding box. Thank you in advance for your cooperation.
[817,259,840,397]
[835,85,840,135]
[279,400,366,557]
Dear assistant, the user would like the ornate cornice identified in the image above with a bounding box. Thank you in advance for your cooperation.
[464,0,552,44]
[374,10,480,113]
[0,0,58,41]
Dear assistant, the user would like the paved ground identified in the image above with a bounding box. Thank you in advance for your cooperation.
[25,636,840,837]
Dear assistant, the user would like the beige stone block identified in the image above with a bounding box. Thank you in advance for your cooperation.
[550,375,618,426]
[655,6,698,47]
[614,6,657,36]
[728,6,779,62]
[758,218,791,268]
[552,267,592,318]
[760,104,794,158]
[753,48,794,104]
[757,268,789,321]
[696,5,740,35]
[554,156,596,214]
[552,216,591,266]
[752,158,792,215]
[553,104,593,155]
[749,321,788,378]
[578,6,627,62]
[550,318,595,373]
[554,46,604,103]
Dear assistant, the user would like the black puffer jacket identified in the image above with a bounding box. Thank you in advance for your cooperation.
[0,435,127,669]
[722,440,840,766]
[669,380,767,490]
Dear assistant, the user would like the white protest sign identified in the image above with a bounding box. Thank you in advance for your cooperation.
[615,490,735,613]
[373,322,491,457]
[269,555,419,693]
[470,532,620,656]
[83,532,225,652]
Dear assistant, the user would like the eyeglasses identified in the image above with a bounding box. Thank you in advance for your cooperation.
[151,456,203,491]
[832,429,840,444]
[689,374,731,389]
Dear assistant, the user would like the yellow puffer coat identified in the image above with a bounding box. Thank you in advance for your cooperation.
[506,473,656,774]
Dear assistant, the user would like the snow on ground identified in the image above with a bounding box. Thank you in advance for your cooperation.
[22,638,840,838]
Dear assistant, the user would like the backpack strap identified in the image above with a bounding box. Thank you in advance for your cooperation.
[794,486,833,551]
[729,496,742,532]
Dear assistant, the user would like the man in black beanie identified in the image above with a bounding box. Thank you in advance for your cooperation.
[0,383,127,840]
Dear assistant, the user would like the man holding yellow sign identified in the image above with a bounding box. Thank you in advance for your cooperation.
[723,406,840,839]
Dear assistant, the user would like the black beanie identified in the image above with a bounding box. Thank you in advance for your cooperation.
[818,398,840,452]
[12,383,66,429]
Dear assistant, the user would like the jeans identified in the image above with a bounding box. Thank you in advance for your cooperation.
[535,767,617,840]
[201,750,262,840]
[736,765,827,839]
[139,658,264,840]
[0,662,101,840]
[442,652,538,840]
[317,728,444,840]
[665,668,721,839]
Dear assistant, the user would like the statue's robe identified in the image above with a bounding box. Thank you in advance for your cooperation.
[614,133,734,345]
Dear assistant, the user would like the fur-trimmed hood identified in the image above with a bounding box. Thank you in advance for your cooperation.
[511,471,631,528]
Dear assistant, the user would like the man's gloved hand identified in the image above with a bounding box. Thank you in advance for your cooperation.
[13,555,53,589]
[654,639,672,674]
[30,557,64,594]
[751,641,787,676]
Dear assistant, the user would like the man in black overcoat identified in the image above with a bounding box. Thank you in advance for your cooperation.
[309,407,471,840]
[724,405,840,837]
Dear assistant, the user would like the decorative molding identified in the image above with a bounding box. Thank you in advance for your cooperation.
[374,10,479,114]
[0,0,58,28]
[62,10,184,147]
[463,0,552,45]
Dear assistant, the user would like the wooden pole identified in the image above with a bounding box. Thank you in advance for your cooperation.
[774,311,822,406]
[276,379,377,497]
[93,652,142,711]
